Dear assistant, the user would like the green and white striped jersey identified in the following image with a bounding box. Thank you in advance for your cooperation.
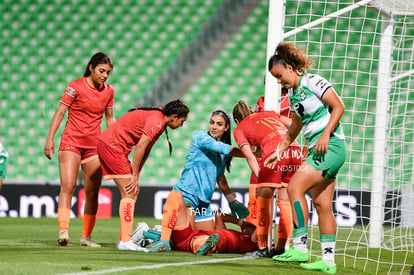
[0,142,8,179]
[288,74,345,147]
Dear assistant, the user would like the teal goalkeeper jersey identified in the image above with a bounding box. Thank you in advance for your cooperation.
[173,130,231,204]
[288,74,345,147]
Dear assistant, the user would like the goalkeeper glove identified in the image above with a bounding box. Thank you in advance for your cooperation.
[225,193,250,219]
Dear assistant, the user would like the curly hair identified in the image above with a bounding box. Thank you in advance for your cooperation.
[268,41,314,74]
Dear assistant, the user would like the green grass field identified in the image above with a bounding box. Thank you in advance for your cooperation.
[0,217,412,275]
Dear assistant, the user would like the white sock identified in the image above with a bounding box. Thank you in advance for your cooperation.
[293,227,308,252]
[320,234,336,265]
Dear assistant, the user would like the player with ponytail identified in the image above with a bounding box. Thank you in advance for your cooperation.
[146,109,248,253]
[266,41,346,274]
[97,99,189,251]
[232,100,302,258]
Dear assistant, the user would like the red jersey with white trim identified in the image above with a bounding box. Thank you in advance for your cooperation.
[255,95,291,118]
[99,109,166,154]
[60,77,114,148]
[233,111,299,157]
[280,95,291,118]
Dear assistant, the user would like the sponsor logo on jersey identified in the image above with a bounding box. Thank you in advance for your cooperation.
[67,87,76,97]
[300,89,306,100]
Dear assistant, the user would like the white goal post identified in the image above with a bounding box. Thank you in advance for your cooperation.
[265,0,414,273]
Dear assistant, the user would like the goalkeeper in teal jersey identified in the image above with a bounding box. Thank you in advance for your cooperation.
[147,110,248,253]
[173,110,248,228]
[0,142,9,192]
[265,42,347,274]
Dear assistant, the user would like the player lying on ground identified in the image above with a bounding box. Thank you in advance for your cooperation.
[131,190,257,255]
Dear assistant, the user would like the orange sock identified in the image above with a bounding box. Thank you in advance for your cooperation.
[256,197,272,249]
[119,198,135,242]
[58,208,71,232]
[160,190,181,241]
[81,214,97,239]
[245,184,257,226]
[277,199,293,249]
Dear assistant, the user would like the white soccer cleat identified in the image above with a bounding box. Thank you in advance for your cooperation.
[117,240,148,252]
[80,236,101,247]
[131,222,150,244]
[58,231,70,246]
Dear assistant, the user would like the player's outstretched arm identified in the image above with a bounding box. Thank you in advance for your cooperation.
[217,175,249,219]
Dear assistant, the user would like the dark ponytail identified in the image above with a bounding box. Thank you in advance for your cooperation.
[128,99,189,156]
[211,109,233,173]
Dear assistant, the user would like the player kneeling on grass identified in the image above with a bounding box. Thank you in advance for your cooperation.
[167,109,249,235]
[131,190,258,255]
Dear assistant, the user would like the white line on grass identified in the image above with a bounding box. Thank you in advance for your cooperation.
[60,255,254,275]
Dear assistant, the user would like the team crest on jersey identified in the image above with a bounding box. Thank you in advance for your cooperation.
[300,89,306,100]
[67,87,76,97]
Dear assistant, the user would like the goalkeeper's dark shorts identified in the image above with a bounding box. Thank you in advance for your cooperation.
[179,191,214,222]
[306,136,347,179]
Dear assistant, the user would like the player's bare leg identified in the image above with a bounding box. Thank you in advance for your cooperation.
[274,162,329,263]
[80,157,102,247]
[57,151,81,246]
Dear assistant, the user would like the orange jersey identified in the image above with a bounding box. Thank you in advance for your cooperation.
[233,111,299,157]
[99,109,166,154]
[60,77,114,148]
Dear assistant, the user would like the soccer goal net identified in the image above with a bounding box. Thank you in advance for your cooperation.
[271,0,414,273]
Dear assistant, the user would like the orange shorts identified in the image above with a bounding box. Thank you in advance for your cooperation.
[97,140,131,180]
[59,143,98,164]
[257,146,302,188]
